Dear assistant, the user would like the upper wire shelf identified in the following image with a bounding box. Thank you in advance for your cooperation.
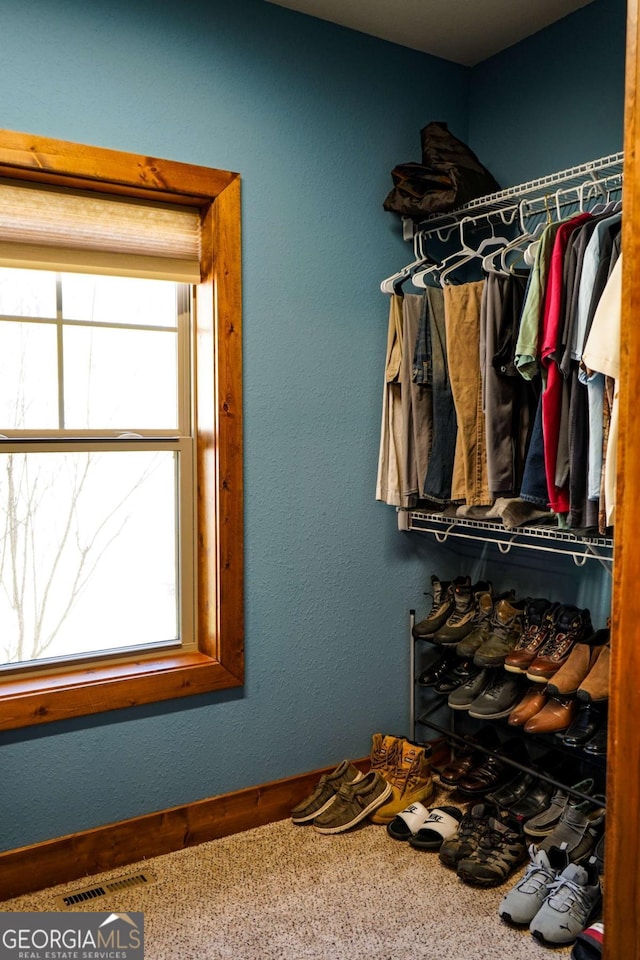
[411,151,624,238]
[402,509,614,571]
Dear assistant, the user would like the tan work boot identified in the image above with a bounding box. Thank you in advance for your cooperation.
[577,646,610,703]
[369,733,403,781]
[369,740,433,824]
[546,643,607,697]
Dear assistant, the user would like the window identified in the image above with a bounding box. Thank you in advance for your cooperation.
[0,130,243,728]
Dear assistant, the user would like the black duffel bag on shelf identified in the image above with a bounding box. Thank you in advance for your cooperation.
[383,120,501,219]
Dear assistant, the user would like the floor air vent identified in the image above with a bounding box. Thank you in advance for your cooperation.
[55,870,156,909]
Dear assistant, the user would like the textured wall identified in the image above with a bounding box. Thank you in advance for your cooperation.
[467,0,626,186]
[0,0,469,850]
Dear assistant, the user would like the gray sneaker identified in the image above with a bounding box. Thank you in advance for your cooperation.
[529,859,602,946]
[468,670,527,719]
[312,771,392,834]
[447,668,489,710]
[291,760,364,824]
[499,843,570,926]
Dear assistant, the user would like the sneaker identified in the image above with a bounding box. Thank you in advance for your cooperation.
[504,599,557,674]
[435,580,492,646]
[499,843,570,925]
[468,669,527,719]
[527,605,594,683]
[447,667,490,710]
[312,771,392,834]
[439,801,501,869]
[457,816,527,887]
[290,760,364,824]
[369,740,434,824]
[473,598,526,668]
[530,859,602,946]
[369,733,402,781]
[412,575,455,640]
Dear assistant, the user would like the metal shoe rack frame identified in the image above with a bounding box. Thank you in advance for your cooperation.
[399,152,621,807]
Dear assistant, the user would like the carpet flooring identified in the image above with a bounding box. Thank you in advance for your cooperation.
[2,810,573,960]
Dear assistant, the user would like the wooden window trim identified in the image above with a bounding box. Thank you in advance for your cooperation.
[0,130,243,730]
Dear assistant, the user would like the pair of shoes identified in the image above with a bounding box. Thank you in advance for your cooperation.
[472,597,527,668]
[456,815,528,887]
[525,605,594,683]
[500,843,602,946]
[456,738,529,798]
[504,598,559,674]
[386,800,463,848]
[437,727,502,789]
[312,771,392,834]
[449,667,526,719]
[523,780,595,839]
[434,579,493,646]
[369,734,438,825]
[418,651,481,693]
[560,703,608,748]
[290,760,365,824]
[486,766,554,820]
[439,801,502,868]
[538,795,606,864]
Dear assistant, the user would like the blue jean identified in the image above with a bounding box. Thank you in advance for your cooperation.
[422,287,458,503]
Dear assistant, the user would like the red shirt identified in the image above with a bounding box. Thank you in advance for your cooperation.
[540,214,591,513]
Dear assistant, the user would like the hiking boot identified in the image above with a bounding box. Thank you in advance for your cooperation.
[523,780,595,839]
[455,589,516,658]
[439,801,501,869]
[433,577,482,645]
[468,669,527,720]
[435,580,492,646]
[474,598,527,668]
[504,599,557,674]
[499,843,570,926]
[447,667,490,710]
[412,575,455,640]
[457,816,527,887]
[527,606,594,683]
[529,859,602,946]
[539,796,606,863]
[312,771,392,834]
[369,733,403,781]
[369,740,434,824]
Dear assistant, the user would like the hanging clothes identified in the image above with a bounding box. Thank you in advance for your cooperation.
[375,294,405,507]
[401,294,432,501]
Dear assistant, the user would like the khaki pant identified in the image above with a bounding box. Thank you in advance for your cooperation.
[444,281,492,506]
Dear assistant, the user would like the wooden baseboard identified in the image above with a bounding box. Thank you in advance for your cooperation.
[0,758,370,902]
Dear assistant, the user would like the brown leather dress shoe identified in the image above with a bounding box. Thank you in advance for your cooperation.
[523,695,577,734]
[508,685,548,726]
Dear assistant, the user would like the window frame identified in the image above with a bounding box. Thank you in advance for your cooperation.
[0,129,244,729]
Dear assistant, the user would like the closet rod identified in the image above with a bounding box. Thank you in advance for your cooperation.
[409,150,624,237]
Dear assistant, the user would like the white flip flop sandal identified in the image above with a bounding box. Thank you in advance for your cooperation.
[408,805,464,850]
[386,802,432,841]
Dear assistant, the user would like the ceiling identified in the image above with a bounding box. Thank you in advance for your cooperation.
[265,0,596,66]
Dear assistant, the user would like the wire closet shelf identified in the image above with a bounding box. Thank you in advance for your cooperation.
[410,151,624,240]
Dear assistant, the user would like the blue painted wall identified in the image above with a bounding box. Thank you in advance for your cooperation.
[0,0,623,854]
[468,0,626,186]
[0,0,469,850]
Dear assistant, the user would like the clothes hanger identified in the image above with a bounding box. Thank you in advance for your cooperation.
[438,222,510,286]
[380,231,431,294]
